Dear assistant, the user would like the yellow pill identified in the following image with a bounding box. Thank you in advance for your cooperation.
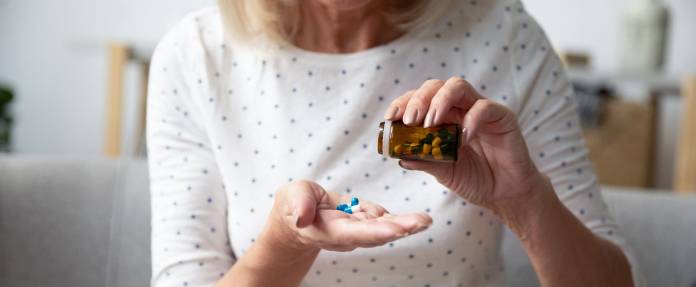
[422,144,432,155]
[393,145,404,155]
[432,147,443,160]
[432,137,442,147]
[404,146,412,155]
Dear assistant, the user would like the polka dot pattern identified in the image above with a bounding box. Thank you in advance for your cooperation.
[147,1,640,286]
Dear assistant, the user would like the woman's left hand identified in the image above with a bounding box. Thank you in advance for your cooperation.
[384,77,548,214]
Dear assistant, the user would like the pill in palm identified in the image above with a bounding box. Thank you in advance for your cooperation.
[336,203,349,211]
[351,197,359,206]
[337,197,361,214]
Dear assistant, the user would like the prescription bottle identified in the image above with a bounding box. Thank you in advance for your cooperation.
[377,120,460,162]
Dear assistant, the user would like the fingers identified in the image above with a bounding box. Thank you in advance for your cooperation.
[285,180,326,228]
[403,79,445,126]
[358,201,388,217]
[307,210,408,249]
[399,159,452,183]
[384,90,415,120]
[462,99,518,142]
[328,213,432,248]
[426,76,483,128]
[279,183,435,252]
[378,212,432,234]
[351,212,377,220]
[385,77,485,129]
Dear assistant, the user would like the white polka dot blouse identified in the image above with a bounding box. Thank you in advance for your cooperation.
[147,0,643,286]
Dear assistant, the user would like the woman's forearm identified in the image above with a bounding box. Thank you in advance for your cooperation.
[498,175,633,287]
[216,227,320,287]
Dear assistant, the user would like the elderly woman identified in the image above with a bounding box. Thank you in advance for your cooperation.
[147,0,643,286]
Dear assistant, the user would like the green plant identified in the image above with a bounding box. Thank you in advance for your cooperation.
[0,85,14,152]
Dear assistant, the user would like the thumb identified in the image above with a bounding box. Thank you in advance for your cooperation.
[286,181,324,228]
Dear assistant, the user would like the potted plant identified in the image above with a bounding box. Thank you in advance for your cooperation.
[0,85,13,152]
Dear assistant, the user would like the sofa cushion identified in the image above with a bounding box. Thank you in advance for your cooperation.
[0,156,150,287]
[103,160,151,287]
[0,156,119,286]
[604,187,696,287]
[502,186,696,287]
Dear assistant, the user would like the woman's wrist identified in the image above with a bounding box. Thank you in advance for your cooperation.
[226,223,319,287]
[221,223,319,287]
[262,216,320,255]
[235,214,320,274]
[493,172,560,240]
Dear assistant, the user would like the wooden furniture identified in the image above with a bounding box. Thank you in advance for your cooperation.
[673,76,696,192]
[568,69,696,192]
[584,98,658,187]
[104,44,129,158]
[103,43,150,158]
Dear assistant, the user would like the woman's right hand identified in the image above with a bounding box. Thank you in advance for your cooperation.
[221,180,431,287]
[262,180,433,253]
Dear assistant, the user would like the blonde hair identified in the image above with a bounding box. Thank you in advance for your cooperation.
[218,0,454,46]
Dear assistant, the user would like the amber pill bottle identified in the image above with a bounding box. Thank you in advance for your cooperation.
[377,120,460,162]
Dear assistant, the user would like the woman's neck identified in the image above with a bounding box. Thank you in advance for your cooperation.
[293,1,405,54]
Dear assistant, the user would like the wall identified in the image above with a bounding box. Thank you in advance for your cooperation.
[524,0,696,74]
[0,0,214,156]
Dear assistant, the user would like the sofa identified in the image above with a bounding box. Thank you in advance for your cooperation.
[1,156,695,287]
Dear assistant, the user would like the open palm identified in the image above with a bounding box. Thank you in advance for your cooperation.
[267,181,433,252]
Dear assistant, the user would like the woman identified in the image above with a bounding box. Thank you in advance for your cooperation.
[147,0,643,286]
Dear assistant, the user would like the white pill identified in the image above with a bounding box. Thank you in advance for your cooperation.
[351,205,361,213]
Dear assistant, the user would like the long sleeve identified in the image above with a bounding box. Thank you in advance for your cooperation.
[147,20,235,287]
[506,1,645,285]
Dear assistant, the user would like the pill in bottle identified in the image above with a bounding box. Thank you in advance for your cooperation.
[377,120,460,162]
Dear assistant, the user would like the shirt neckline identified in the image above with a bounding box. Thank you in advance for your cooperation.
[262,23,430,66]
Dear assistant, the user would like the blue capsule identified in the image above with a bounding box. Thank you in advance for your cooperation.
[337,198,360,214]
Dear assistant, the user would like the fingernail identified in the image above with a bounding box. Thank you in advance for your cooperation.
[462,127,470,143]
[398,160,413,170]
[432,109,443,126]
[384,106,399,120]
[293,211,301,228]
[424,111,434,128]
[404,110,418,125]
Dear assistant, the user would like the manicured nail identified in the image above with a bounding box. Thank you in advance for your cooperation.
[431,110,438,126]
[433,109,444,126]
[424,110,435,128]
[384,106,399,120]
[403,110,418,125]
[462,127,471,143]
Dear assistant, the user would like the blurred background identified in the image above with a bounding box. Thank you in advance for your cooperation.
[1,1,695,286]
[1,0,695,191]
